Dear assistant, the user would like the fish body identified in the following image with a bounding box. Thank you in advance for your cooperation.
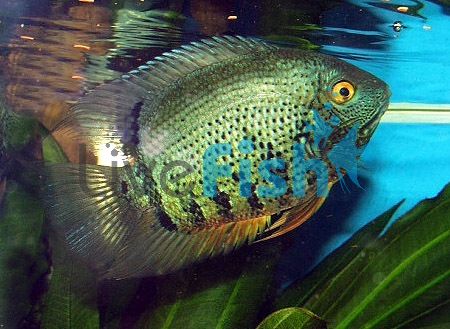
[46,36,390,278]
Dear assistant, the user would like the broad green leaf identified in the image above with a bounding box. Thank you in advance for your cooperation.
[0,182,47,328]
[42,135,68,164]
[41,134,100,329]
[276,183,450,329]
[394,299,450,329]
[256,307,327,329]
[275,201,403,310]
[137,244,282,329]
[41,234,99,329]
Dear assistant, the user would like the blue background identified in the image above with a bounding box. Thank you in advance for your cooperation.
[280,0,450,283]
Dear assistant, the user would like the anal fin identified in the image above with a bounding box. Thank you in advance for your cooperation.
[42,163,273,279]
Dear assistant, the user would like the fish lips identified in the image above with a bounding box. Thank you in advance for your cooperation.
[357,98,390,147]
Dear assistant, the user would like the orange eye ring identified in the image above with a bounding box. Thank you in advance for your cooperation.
[330,81,355,104]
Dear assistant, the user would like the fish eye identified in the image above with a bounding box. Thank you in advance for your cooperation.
[330,81,355,104]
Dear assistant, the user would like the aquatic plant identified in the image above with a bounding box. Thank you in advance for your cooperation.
[0,131,448,328]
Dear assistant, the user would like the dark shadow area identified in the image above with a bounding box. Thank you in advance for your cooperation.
[431,0,450,15]
[309,2,390,51]
[97,241,282,328]
[275,175,371,289]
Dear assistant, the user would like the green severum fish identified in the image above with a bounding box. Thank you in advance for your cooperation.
[44,36,390,279]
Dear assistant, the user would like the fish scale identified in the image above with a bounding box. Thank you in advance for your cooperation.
[138,51,324,228]
[44,36,390,278]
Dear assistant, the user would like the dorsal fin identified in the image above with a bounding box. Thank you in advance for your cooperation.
[122,35,277,93]
[53,36,278,160]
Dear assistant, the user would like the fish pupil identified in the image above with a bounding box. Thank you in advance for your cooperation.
[340,87,350,97]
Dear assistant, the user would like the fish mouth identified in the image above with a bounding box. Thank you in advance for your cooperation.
[357,99,389,147]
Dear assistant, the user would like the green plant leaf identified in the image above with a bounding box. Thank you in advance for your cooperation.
[0,182,47,328]
[275,201,403,310]
[397,299,450,329]
[276,183,450,329]
[40,234,100,329]
[256,307,327,329]
[42,134,68,164]
[136,244,282,329]
[0,103,37,152]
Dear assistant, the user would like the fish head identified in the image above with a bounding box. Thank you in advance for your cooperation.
[316,55,391,147]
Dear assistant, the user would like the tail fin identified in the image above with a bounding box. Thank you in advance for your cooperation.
[42,164,143,277]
